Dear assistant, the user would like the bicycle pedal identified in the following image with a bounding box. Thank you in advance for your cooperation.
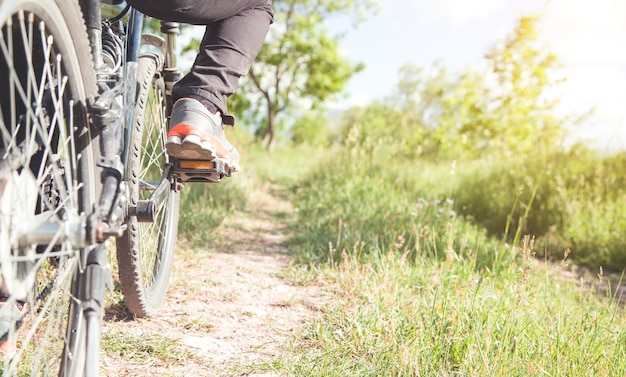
[170,158,231,183]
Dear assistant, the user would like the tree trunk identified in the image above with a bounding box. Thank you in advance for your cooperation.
[264,106,276,152]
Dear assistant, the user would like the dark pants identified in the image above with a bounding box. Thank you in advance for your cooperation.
[126,0,273,121]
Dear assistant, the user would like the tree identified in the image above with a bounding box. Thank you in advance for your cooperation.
[434,16,573,158]
[291,110,330,146]
[340,63,450,158]
[229,0,378,150]
[340,16,585,160]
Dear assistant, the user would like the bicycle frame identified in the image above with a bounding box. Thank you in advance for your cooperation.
[82,0,141,241]
[65,0,182,245]
[2,0,184,263]
[0,1,183,373]
[62,3,182,373]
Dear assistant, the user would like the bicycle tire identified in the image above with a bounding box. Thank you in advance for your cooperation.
[116,53,180,318]
[0,0,98,375]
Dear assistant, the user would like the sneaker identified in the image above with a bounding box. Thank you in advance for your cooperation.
[0,300,28,358]
[166,98,240,172]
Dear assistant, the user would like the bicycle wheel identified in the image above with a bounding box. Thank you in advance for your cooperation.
[0,0,98,375]
[116,53,180,318]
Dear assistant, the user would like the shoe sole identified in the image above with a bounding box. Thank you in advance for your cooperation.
[166,134,218,160]
[166,135,240,172]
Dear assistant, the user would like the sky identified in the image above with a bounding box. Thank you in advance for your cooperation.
[331,0,626,152]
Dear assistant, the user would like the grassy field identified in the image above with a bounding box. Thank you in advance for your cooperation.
[180,142,626,376]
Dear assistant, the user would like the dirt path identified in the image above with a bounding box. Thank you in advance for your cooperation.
[101,185,329,376]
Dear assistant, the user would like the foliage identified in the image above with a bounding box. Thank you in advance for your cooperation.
[439,16,572,157]
[548,150,626,268]
[452,156,566,244]
[443,16,567,157]
[290,111,331,146]
[229,0,377,150]
[282,132,626,270]
[451,147,626,270]
[340,64,448,158]
[341,16,580,160]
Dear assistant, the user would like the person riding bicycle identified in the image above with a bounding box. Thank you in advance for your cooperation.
[0,0,273,358]
[127,0,274,173]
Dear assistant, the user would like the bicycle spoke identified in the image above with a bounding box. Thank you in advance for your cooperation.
[0,1,96,374]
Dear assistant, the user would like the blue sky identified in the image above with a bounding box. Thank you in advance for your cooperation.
[331,0,626,151]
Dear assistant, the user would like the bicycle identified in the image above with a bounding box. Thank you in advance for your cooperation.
[0,0,230,375]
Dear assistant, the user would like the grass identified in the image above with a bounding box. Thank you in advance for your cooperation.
[271,236,626,376]
[451,149,626,269]
[176,142,324,248]
[252,142,626,376]
[177,177,251,247]
[101,329,192,364]
[172,139,626,376]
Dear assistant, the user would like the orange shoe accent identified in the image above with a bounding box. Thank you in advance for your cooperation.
[167,123,212,140]
[168,123,237,163]
[0,339,16,356]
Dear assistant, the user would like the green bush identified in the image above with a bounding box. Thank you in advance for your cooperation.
[291,111,331,147]
[453,148,626,269]
[453,156,566,243]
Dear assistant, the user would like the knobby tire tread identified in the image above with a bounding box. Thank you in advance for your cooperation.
[116,54,179,318]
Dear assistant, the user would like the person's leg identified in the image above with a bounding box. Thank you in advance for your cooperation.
[127,0,273,117]
[173,4,273,120]
[126,0,273,171]
[127,0,273,25]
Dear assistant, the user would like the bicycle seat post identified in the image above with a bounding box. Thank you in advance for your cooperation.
[160,21,182,115]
